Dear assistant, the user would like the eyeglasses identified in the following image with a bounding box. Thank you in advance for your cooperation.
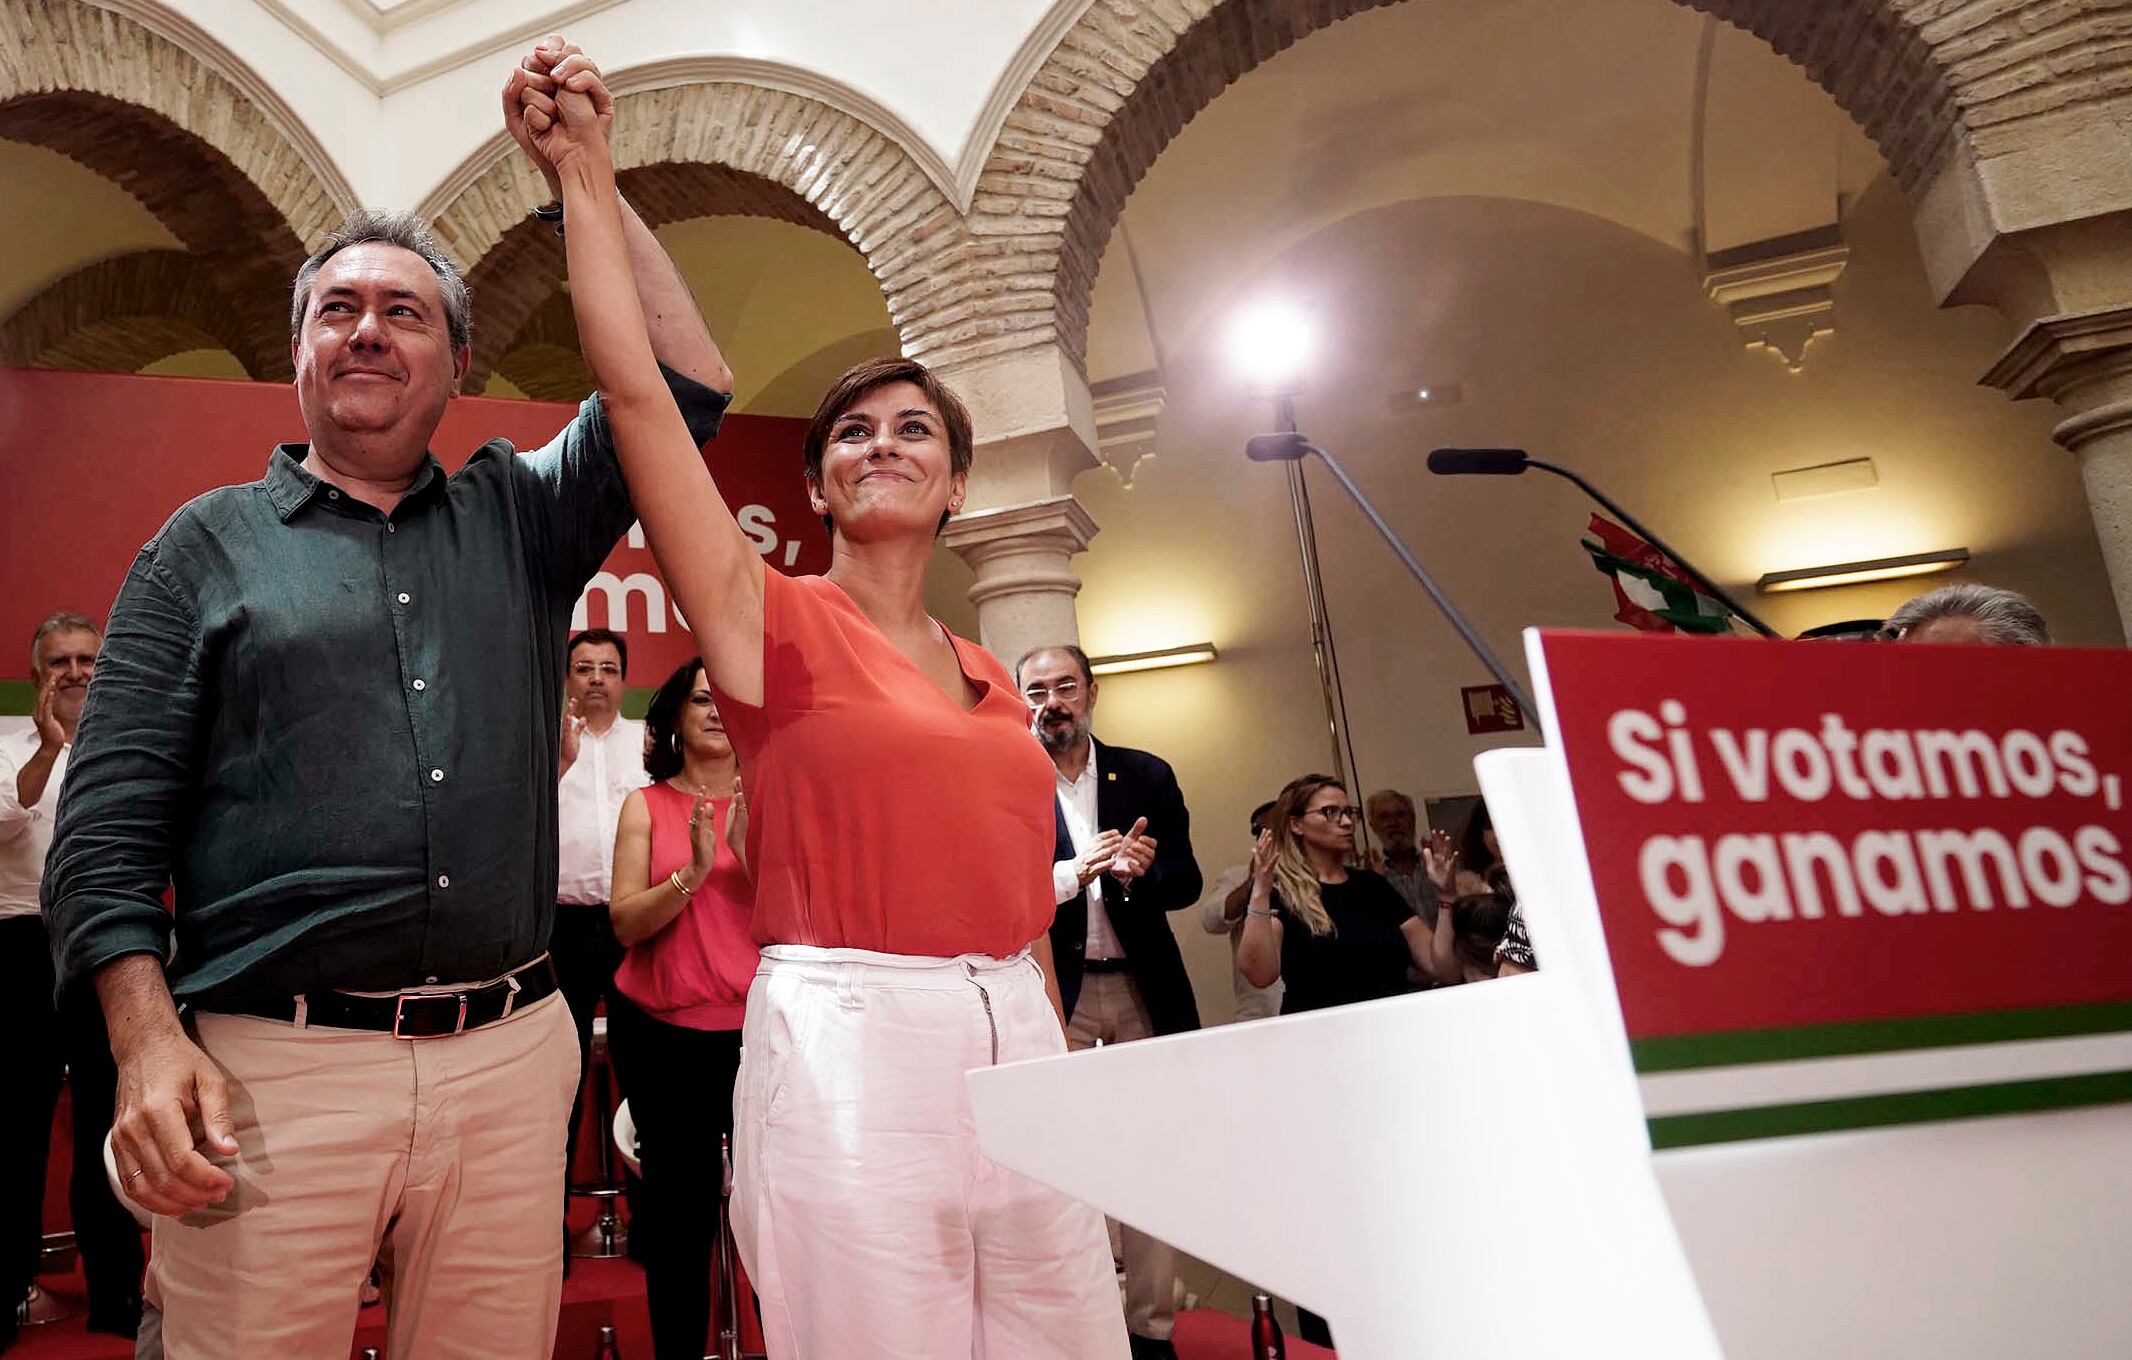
[1022,679,1083,704]
[1307,805,1363,824]
[570,661,622,678]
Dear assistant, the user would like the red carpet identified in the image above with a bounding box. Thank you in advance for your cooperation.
[10,1251,658,1360]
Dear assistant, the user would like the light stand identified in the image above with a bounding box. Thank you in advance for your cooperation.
[1249,431,1539,724]
[1270,389,1370,828]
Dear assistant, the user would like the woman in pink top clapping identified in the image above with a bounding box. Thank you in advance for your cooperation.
[517,59,1128,1360]
[607,658,755,1360]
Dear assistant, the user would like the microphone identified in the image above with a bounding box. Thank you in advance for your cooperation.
[1245,434,1539,721]
[1245,432,1310,462]
[1426,447,1528,476]
[1427,446,1778,637]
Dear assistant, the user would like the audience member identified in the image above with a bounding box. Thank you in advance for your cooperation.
[41,54,732,1352]
[605,659,755,1360]
[532,62,1128,1351]
[1424,800,1535,976]
[1237,774,1435,1013]
[1364,789,1437,925]
[553,626,650,1208]
[1236,773,1431,1347]
[1197,801,1283,1021]
[1022,643,1202,1360]
[1881,582,2049,646]
[4,613,142,1349]
[1446,893,1511,984]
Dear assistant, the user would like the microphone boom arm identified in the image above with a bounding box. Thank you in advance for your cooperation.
[1525,459,1779,638]
[1290,440,1541,724]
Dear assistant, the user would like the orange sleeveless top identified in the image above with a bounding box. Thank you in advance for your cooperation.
[710,571,1055,957]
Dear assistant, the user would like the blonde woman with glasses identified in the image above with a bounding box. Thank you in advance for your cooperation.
[1236,773,1437,1015]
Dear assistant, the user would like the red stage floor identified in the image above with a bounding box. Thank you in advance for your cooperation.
[14,1256,1334,1360]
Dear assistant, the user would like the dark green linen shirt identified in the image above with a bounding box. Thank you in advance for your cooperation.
[44,371,728,1008]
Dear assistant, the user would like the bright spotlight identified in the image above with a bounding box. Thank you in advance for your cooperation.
[1227,301,1313,392]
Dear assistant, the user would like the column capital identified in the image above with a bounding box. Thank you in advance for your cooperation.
[1982,305,2132,455]
[1982,304,2132,403]
[939,494,1097,660]
[940,494,1098,575]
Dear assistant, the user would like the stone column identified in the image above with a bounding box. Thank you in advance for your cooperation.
[939,496,1099,665]
[937,342,1104,663]
[1983,306,2132,641]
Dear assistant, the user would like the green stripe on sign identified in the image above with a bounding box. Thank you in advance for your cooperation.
[1647,1068,2132,1149]
[1631,1001,2132,1073]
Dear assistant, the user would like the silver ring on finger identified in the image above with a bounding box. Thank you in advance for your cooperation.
[125,1167,146,1182]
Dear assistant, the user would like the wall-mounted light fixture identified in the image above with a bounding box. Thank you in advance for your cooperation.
[1755,547,1970,595]
[1087,643,1219,677]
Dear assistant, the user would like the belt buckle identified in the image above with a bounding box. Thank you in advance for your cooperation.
[392,991,469,1039]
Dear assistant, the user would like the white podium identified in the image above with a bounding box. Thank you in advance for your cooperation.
[970,628,2132,1359]
[968,739,1722,1359]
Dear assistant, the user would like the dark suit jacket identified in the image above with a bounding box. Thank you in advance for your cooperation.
[1049,738,1203,1035]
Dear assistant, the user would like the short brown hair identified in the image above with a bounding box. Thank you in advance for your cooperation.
[803,357,974,533]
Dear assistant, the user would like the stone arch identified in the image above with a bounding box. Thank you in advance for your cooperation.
[0,0,359,381]
[489,293,590,402]
[425,78,963,385]
[964,0,2132,369]
[0,249,276,376]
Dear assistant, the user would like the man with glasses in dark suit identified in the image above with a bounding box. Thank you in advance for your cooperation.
[1018,643,1202,1360]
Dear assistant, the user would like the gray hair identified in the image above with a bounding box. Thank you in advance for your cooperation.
[290,209,472,353]
[31,611,100,673]
[1883,583,2051,646]
[1365,789,1415,816]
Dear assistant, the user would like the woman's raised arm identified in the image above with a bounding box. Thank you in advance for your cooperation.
[521,68,767,703]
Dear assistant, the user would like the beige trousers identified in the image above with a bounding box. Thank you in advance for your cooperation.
[1064,971,1180,1342]
[148,991,578,1360]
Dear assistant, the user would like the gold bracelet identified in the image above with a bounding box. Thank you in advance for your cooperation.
[668,869,695,897]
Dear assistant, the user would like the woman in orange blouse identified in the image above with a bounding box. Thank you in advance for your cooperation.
[519,66,1127,1360]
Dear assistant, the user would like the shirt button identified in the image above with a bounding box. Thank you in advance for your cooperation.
[425,975,439,984]
[430,768,445,783]
[387,523,397,534]
[436,874,450,889]
[412,678,426,691]
[397,592,411,605]
[327,489,341,500]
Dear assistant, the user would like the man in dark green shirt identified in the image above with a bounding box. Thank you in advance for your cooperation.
[42,42,729,1357]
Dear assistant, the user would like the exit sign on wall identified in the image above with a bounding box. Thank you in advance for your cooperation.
[1463,684,1525,734]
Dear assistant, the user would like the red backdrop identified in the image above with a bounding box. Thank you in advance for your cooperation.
[0,367,827,690]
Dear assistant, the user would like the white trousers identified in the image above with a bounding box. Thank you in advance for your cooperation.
[732,945,1130,1360]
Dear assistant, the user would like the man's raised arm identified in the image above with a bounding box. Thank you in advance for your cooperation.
[506,36,733,398]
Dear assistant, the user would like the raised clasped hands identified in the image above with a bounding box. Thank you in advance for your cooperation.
[505,35,614,177]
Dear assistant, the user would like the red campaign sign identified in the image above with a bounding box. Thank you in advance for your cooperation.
[0,367,826,689]
[1537,631,2132,1041]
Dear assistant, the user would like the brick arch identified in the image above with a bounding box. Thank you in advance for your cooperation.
[0,0,359,382]
[427,80,962,385]
[489,293,590,403]
[0,249,276,376]
[457,159,862,390]
[965,0,2132,369]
